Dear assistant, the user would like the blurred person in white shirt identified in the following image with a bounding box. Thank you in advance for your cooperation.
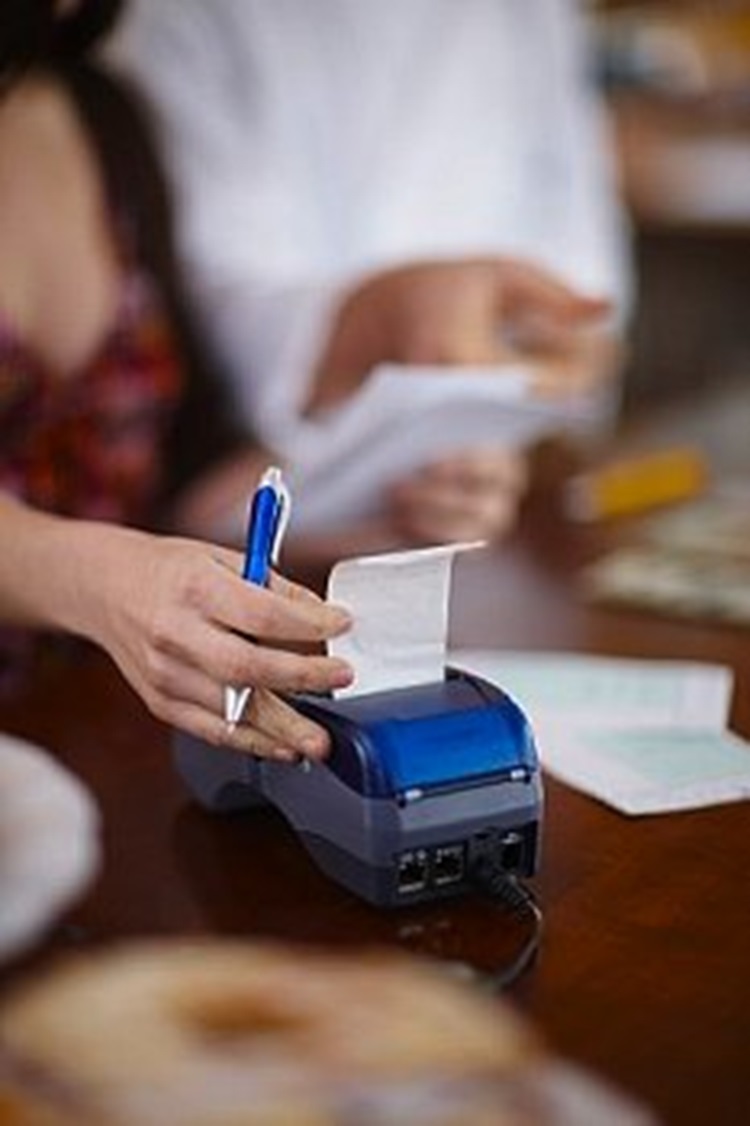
[114,0,630,547]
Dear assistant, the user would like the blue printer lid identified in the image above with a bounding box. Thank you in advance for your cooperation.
[297,669,537,799]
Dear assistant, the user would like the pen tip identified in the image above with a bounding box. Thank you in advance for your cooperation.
[262,465,283,489]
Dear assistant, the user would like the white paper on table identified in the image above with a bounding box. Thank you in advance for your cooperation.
[449,649,746,816]
[545,728,750,817]
[286,364,608,533]
[328,543,483,699]
[449,651,734,736]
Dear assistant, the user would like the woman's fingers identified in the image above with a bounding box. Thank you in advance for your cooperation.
[216,631,353,696]
[211,547,323,607]
[268,570,325,605]
[135,650,333,760]
[196,554,352,644]
[151,611,353,697]
[241,688,330,759]
[154,692,330,761]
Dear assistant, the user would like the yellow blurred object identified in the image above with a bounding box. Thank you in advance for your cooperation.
[566,446,709,521]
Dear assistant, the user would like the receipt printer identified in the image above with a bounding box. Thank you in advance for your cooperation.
[173,668,542,907]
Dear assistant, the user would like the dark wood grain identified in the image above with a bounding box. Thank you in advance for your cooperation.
[2,499,749,1126]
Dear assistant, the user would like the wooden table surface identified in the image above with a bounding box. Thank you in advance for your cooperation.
[1,499,749,1126]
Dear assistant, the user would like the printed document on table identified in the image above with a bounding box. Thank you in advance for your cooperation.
[286,364,607,533]
[449,651,734,735]
[545,728,750,816]
[449,650,749,816]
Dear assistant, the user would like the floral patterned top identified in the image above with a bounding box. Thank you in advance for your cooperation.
[0,265,182,526]
[0,252,183,688]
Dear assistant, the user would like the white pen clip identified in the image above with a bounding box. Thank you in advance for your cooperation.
[267,466,292,568]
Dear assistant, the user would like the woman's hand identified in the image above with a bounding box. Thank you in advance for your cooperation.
[0,497,349,761]
[387,447,528,545]
[77,528,353,760]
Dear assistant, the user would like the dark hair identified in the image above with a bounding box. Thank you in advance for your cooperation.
[0,0,123,89]
[1,0,246,498]
[65,63,247,499]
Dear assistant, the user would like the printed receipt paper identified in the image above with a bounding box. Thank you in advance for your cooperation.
[327,543,483,699]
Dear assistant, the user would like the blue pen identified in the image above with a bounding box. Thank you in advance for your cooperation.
[224,466,291,729]
[242,468,287,584]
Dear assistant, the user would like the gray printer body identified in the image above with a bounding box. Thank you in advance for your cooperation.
[174,669,542,907]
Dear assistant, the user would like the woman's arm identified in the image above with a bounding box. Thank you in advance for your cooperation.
[0,493,353,759]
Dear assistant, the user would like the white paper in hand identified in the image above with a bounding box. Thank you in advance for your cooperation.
[288,364,606,533]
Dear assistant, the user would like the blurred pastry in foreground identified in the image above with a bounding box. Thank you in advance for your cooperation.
[0,940,656,1126]
[0,940,533,1125]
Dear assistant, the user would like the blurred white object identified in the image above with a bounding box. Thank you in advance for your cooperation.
[287,365,608,533]
[114,0,630,447]
[0,734,101,963]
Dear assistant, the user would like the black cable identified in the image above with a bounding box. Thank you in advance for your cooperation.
[468,855,544,992]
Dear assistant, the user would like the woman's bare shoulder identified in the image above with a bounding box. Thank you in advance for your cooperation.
[0,75,78,157]
[0,78,85,314]
[0,75,111,351]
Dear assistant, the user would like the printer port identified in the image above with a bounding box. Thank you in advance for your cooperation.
[499,831,524,872]
[470,828,528,873]
[397,850,428,894]
[432,844,465,886]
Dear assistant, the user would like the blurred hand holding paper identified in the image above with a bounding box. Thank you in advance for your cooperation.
[286,364,608,533]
